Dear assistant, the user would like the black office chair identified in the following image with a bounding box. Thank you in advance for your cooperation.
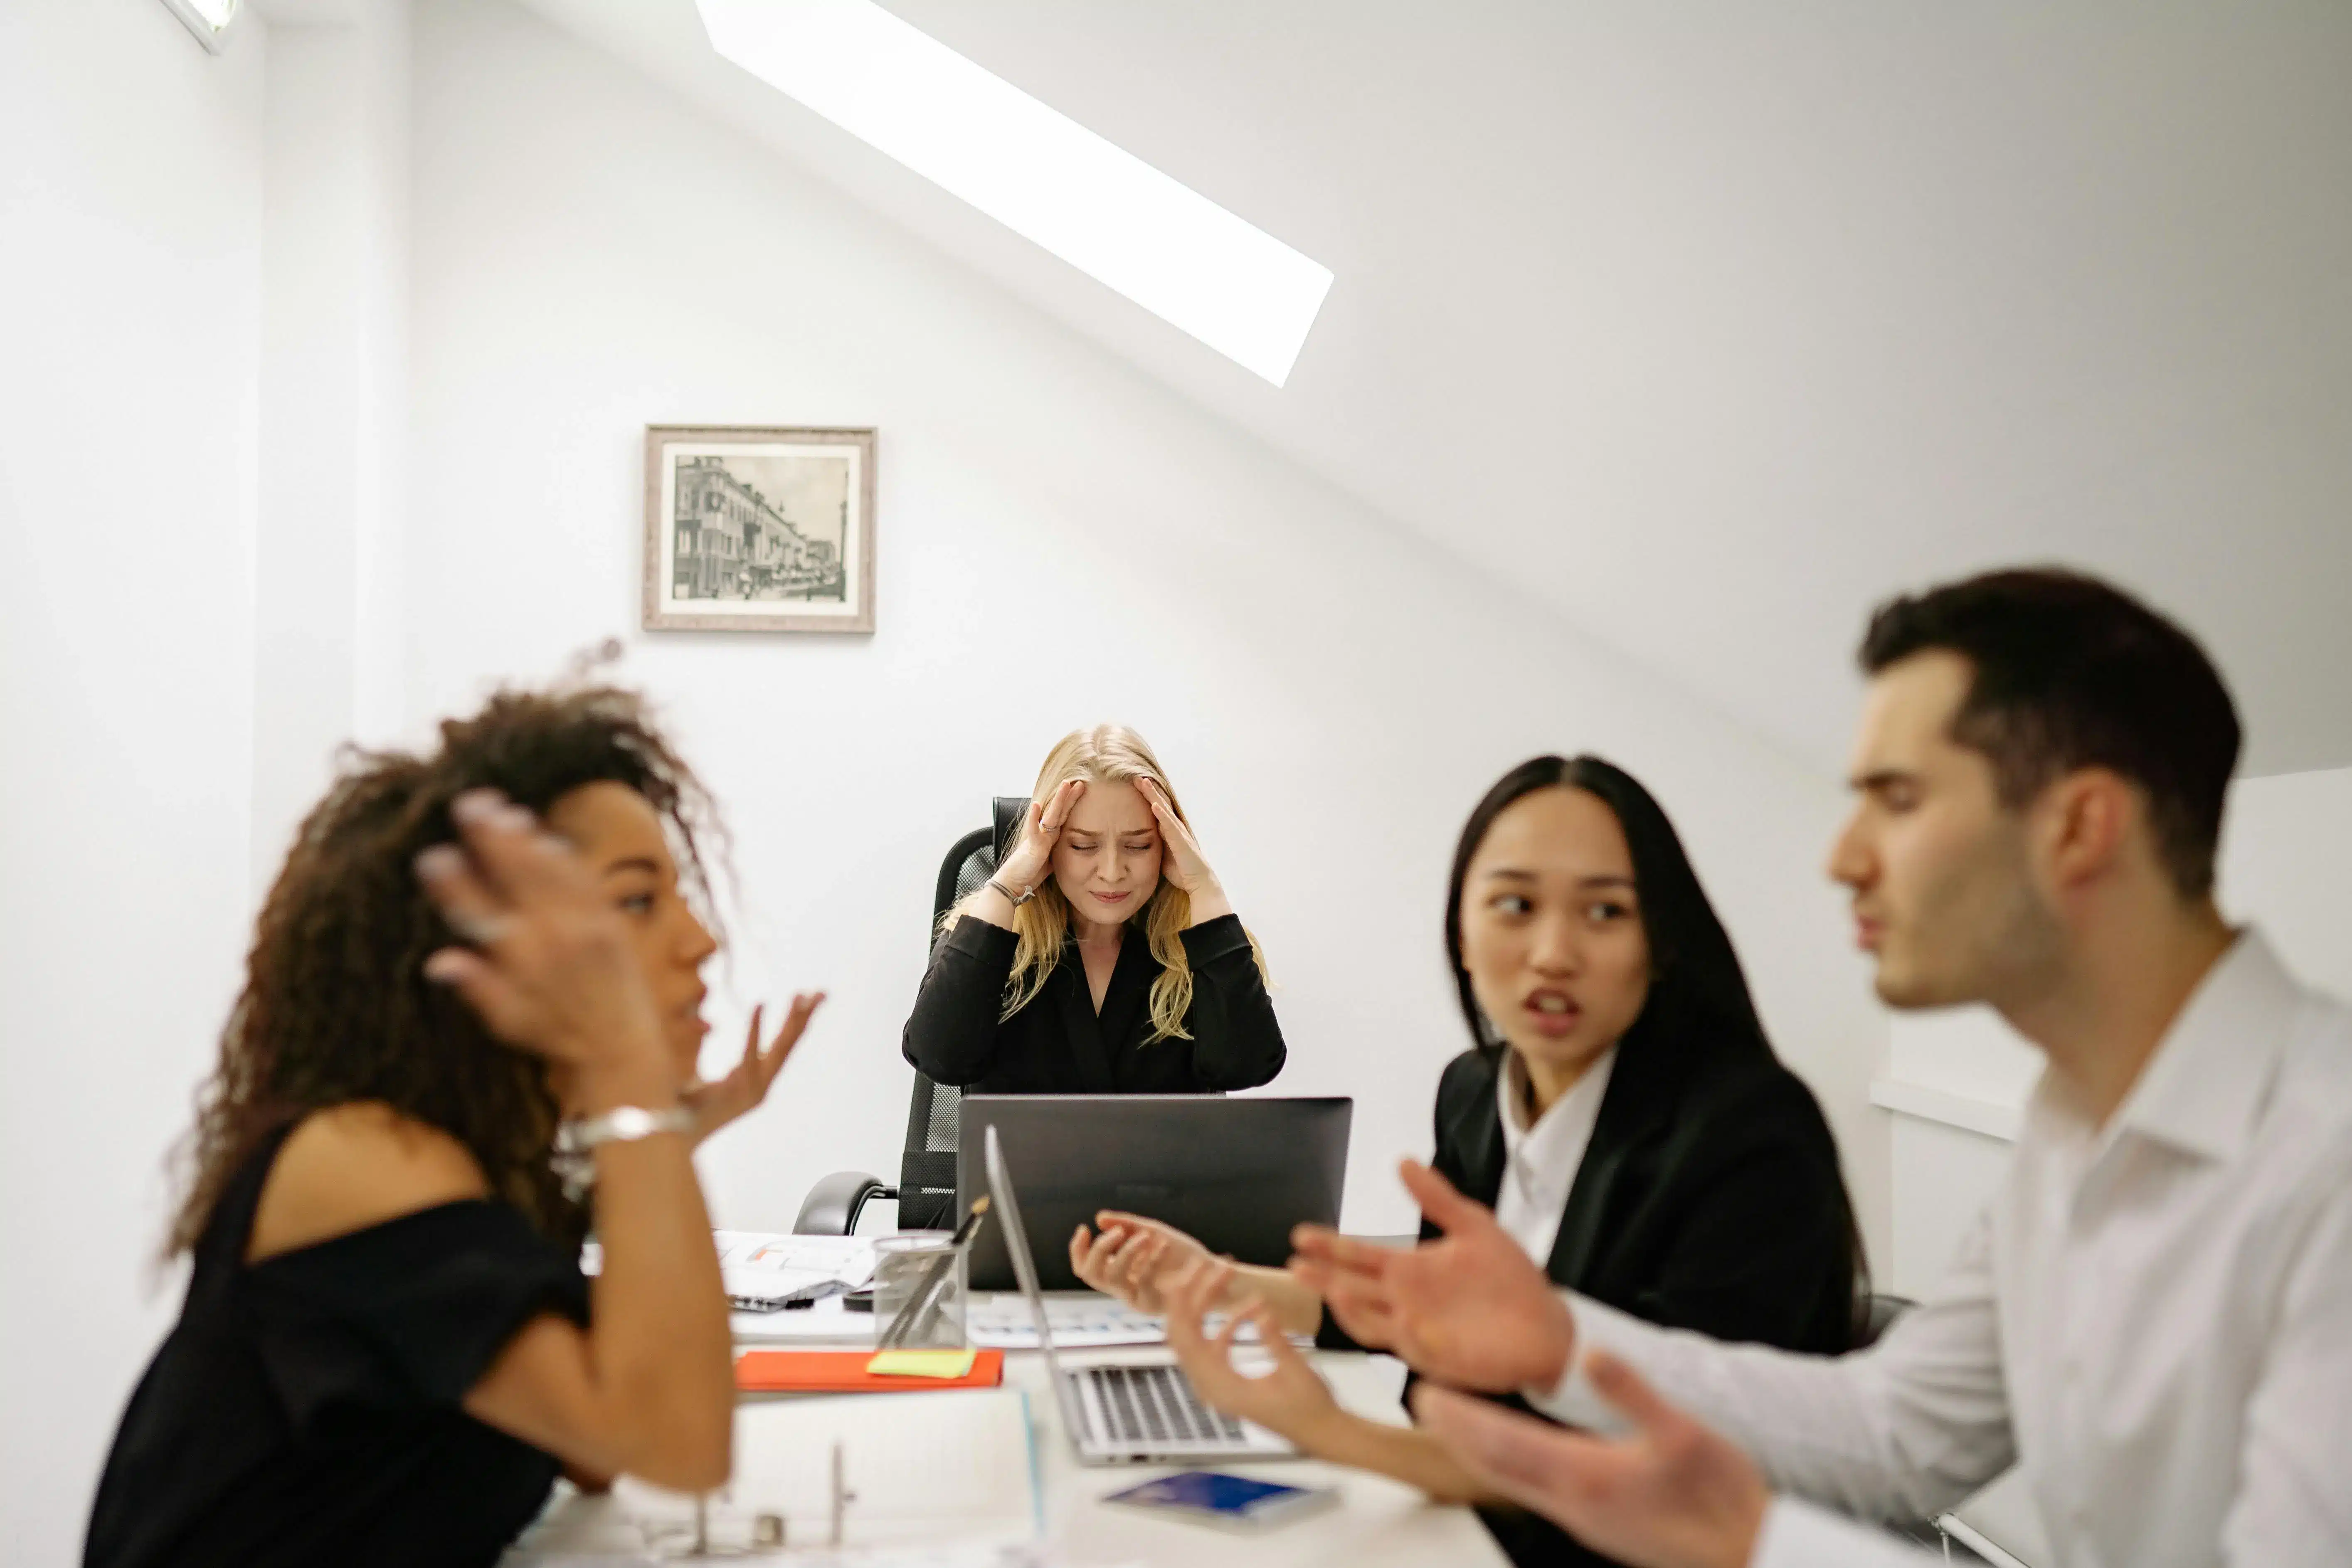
[794,796,1029,1235]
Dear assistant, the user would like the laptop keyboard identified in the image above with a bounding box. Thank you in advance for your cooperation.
[1087,1364,1252,1448]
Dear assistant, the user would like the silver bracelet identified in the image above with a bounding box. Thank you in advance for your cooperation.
[987,875,1037,907]
[550,1105,696,1200]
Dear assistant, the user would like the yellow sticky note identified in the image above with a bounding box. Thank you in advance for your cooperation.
[866,1349,979,1379]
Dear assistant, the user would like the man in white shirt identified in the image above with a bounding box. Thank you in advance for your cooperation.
[1294,568,2352,1568]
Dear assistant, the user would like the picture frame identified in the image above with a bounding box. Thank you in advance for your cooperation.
[642,425,877,634]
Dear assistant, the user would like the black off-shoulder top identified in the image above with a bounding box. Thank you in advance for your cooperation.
[84,1123,589,1568]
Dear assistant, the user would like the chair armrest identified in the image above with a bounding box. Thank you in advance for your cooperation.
[795,1171,891,1235]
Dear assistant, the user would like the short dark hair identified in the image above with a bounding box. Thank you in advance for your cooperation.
[1858,568,2239,898]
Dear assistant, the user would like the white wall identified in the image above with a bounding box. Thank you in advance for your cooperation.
[407,0,1892,1256]
[0,2,269,1561]
[251,0,414,888]
[2216,767,2352,998]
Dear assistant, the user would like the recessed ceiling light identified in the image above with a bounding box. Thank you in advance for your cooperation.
[696,0,1334,387]
[160,0,239,53]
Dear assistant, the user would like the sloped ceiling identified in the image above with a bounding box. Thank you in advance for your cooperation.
[513,0,2352,776]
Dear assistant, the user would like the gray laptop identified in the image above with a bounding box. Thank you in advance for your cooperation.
[983,1124,1297,1465]
[958,1095,1352,1292]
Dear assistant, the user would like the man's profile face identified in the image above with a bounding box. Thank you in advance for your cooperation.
[1828,651,2064,1012]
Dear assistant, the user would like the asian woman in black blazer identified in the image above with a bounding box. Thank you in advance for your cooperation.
[1070,754,1859,1568]
[902,725,1285,1096]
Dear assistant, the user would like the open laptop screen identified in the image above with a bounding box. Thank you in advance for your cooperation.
[958,1096,1351,1291]
[982,1124,1087,1435]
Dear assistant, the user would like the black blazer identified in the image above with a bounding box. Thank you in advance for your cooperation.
[1329,1031,1854,1567]
[902,913,1286,1094]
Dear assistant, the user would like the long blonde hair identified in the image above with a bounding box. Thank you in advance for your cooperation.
[949,726,1270,1043]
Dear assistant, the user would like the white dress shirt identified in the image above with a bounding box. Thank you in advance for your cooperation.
[1529,931,2352,1568]
[1494,1046,1617,1267]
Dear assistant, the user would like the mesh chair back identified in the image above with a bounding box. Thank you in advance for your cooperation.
[898,796,1029,1229]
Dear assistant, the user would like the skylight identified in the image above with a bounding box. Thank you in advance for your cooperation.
[160,0,239,53]
[695,0,1334,386]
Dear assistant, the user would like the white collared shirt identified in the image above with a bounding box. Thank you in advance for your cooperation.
[1530,930,2352,1568]
[1494,1046,1617,1268]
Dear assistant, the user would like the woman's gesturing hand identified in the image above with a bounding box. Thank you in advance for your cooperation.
[1161,1261,1342,1445]
[684,994,826,1145]
[1413,1360,1770,1568]
[1069,1212,1216,1314]
[1290,1159,1577,1393]
[415,790,666,1081]
[993,777,1087,899]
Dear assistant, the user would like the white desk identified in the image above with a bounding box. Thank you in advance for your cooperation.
[1008,1346,1503,1566]
[510,1346,1506,1566]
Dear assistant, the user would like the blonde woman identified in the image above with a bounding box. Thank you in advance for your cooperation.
[901,726,1284,1095]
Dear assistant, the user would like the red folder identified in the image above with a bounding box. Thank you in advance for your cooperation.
[733,1349,1006,1393]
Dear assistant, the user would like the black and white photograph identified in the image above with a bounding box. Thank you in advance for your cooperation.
[642,425,876,633]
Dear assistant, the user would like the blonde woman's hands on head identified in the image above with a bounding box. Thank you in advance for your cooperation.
[1290,1159,1576,1393]
[1161,1261,1344,1447]
[416,790,669,1100]
[1138,777,1232,924]
[1069,1212,1217,1313]
[988,778,1087,905]
[683,994,827,1145]
[1413,1357,1770,1568]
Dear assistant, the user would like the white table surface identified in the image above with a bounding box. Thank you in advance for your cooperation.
[511,1344,1507,1566]
[1006,1345,1505,1566]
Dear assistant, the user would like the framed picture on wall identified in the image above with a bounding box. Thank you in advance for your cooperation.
[642,425,877,634]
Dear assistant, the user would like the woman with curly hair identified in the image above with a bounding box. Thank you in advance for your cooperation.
[84,683,822,1568]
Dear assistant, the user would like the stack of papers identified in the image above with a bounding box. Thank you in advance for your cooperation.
[582,1230,883,1344]
[579,1231,876,1288]
[965,1295,1165,1349]
[717,1231,880,1344]
[730,1295,875,1345]
[718,1230,878,1311]
[964,1294,1308,1350]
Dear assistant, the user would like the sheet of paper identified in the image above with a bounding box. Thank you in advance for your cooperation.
[965,1294,1166,1349]
[716,1230,877,1287]
[723,1263,839,1304]
[964,1294,1304,1350]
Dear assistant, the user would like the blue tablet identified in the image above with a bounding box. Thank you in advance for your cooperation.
[1100,1470,1341,1533]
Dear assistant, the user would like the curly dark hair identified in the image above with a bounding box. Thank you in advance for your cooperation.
[169,678,725,1257]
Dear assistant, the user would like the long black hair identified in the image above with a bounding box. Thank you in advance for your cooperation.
[1444,754,1769,1063]
[1444,754,1871,1322]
